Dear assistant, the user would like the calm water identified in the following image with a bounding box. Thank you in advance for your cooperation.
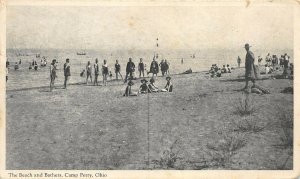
[6,48,293,91]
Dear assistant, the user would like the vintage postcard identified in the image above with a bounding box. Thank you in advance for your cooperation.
[0,0,299,178]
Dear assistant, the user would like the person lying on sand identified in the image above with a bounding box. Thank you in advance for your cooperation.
[216,68,222,77]
[123,79,138,97]
[182,68,192,74]
[148,78,159,92]
[161,76,173,92]
[139,79,150,94]
[262,64,273,75]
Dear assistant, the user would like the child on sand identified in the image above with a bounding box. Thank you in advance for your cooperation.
[161,76,173,92]
[227,64,231,73]
[139,79,150,94]
[148,78,159,92]
[221,65,227,73]
[123,79,138,97]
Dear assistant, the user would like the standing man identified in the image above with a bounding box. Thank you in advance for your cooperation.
[265,53,271,66]
[150,56,159,77]
[102,59,109,86]
[94,58,99,86]
[63,58,71,89]
[86,61,92,85]
[138,58,145,78]
[50,59,57,91]
[237,56,241,68]
[6,60,9,82]
[125,58,135,82]
[243,43,256,90]
[159,59,165,76]
[282,55,290,77]
[165,60,170,75]
[115,59,121,80]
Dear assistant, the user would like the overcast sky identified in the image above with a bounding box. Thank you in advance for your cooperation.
[6,5,293,50]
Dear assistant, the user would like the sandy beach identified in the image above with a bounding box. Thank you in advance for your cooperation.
[6,64,293,169]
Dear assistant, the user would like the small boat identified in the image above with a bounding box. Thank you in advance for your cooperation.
[77,52,86,55]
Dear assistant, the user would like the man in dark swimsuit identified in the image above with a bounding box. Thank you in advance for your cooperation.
[125,58,135,82]
[64,58,71,89]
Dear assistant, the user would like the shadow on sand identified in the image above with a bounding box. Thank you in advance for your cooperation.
[220,77,270,82]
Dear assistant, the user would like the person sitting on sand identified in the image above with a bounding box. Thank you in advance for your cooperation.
[221,65,227,73]
[14,62,19,70]
[80,69,85,77]
[258,56,262,66]
[161,76,173,92]
[50,59,57,91]
[34,60,38,70]
[148,78,159,92]
[109,71,113,79]
[139,79,150,94]
[227,64,231,73]
[123,78,138,97]
[209,65,218,77]
[264,64,271,74]
[216,68,222,77]
[86,61,92,85]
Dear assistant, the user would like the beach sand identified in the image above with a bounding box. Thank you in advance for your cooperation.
[6,65,293,170]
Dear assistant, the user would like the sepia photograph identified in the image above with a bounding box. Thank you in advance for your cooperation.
[2,0,299,176]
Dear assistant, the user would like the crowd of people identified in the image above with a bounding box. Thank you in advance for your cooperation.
[254,52,293,78]
[47,54,174,94]
[208,64,232,78]
[6,45,294,97]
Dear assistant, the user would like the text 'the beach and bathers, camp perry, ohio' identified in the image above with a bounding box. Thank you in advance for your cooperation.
[7,172,108,178]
